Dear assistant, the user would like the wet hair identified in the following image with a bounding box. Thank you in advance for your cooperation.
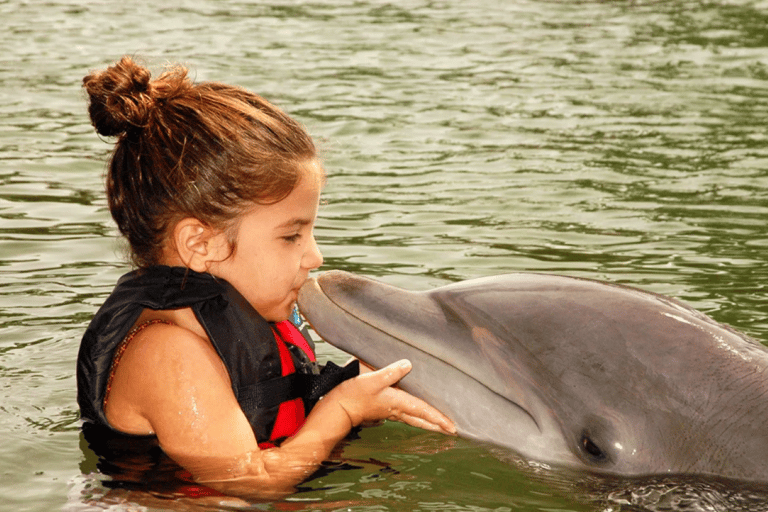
[83,56,317,268]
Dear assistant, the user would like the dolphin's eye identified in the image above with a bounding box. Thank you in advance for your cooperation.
[580,431,608,463]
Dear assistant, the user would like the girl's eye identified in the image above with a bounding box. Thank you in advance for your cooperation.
[283,234,301,243]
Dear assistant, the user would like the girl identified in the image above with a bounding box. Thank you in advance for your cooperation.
[77,56,454,500]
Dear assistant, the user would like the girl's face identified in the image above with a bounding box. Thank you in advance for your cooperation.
[208,159,324,322]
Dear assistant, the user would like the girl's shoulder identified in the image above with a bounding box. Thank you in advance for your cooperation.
[119,312,227,377]
[104,312,233,435]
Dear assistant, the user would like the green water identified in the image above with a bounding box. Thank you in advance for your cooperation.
[1,1,767,510]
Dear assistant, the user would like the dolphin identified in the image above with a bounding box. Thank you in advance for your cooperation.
[297,270,768,483]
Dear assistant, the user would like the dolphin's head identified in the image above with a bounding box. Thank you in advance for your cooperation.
[298,270,768,482]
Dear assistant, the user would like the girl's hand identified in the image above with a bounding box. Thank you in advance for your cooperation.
[330,359,456,435]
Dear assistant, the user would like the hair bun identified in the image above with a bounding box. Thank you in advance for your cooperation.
[83,56,155,137]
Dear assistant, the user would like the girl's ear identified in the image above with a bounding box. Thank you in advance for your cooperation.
[172,218,230,272]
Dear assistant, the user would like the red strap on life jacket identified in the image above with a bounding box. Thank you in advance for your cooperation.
[273,320,316,363]
[258,321,316,449]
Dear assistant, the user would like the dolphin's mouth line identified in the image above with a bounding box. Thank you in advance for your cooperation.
[307,281,543,434]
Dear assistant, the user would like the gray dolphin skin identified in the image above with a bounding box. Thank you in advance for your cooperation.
[297,270,768,483]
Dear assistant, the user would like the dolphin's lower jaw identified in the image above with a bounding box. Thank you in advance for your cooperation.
[297,276,578,467]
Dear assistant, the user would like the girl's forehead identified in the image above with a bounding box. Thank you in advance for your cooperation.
[247,163,323,222]
[303,158,326,186]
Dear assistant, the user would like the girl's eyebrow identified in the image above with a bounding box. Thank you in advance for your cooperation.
[275,217,312,229]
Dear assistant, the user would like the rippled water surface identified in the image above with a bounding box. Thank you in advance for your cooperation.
[2,1,768,511]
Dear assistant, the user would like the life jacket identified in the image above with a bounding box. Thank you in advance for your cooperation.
[77,265,358,447]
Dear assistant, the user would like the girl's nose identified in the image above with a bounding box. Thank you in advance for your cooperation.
[303,234,323,269]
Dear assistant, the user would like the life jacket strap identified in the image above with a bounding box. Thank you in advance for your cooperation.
[306,360,360,408]
[238,373,313,411]
[238,360,360,412]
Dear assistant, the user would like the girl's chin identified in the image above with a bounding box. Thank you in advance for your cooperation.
[259,303,294,323]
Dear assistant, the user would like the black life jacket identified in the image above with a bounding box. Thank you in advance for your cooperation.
[77,265,357,447]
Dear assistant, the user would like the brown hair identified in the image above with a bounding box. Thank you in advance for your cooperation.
[83,56,317,268]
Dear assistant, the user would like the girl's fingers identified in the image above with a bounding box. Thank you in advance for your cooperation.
[364,359,412,389]
[396,413,452,434]
[383,386,457,435]
[343,358,456,435]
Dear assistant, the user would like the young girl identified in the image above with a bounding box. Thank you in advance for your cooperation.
[77,56,454,500]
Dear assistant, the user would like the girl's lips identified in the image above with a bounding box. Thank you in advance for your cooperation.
[288,287,302,304]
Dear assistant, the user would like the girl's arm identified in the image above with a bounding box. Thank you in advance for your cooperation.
[106,322,454,499]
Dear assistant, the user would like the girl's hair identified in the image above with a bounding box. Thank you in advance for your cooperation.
[83,56,317,268]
